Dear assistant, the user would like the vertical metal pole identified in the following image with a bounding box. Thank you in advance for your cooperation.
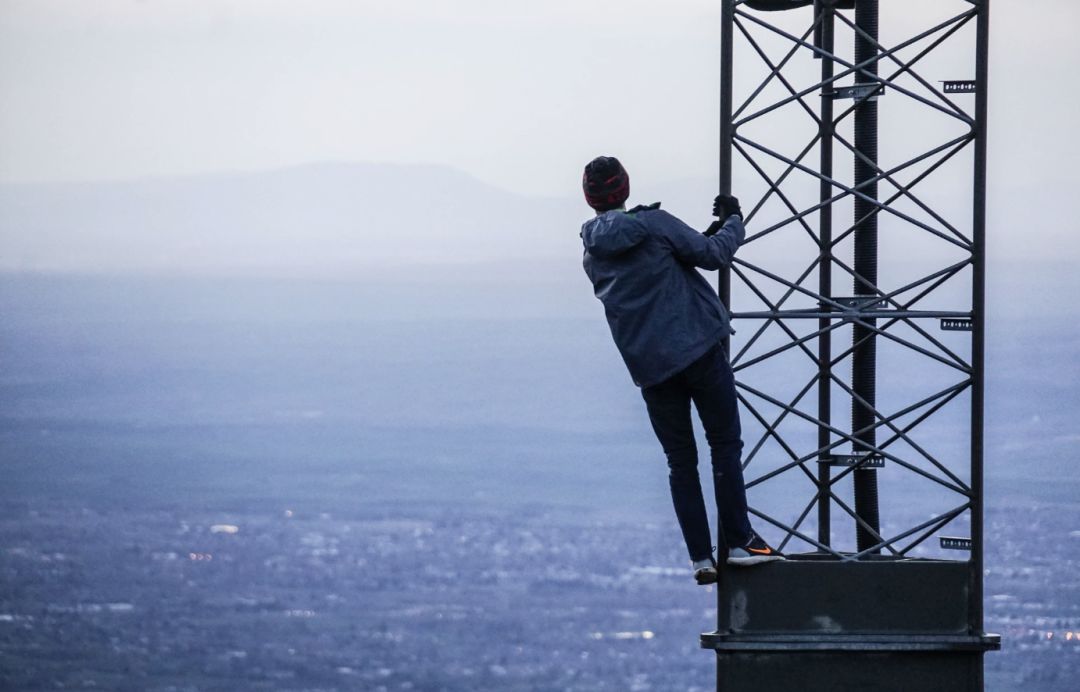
[970,0,991,642]
[719,0,735,337]
[717,4,735,689]
[851,0,881,553]
[816,0,835,550]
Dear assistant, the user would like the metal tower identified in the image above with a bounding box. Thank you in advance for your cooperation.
[702,1,999,689]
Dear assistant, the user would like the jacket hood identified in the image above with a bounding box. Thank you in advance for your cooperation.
[580,210,649,259]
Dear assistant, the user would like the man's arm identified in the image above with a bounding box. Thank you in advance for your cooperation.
[654,210,745,271]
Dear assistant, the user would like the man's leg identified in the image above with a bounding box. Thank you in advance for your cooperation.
[686,345,753,550]
[641,377,714,562]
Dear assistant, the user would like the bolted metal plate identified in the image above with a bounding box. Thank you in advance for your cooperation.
[713,650,989,692]
[942,80,978,94]
[826,84,885,101]
[710,556,972,636]
[941,318,974,331]
[821,453,885,468]
[940,536,973,551]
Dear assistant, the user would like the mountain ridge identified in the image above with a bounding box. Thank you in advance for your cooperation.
[0,161,586,276]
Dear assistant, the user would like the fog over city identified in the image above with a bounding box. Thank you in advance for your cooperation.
[1,1,1078,690]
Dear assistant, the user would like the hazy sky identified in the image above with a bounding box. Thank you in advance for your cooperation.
[1,0,1077,221]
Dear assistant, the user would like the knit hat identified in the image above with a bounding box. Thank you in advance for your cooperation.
[583,156,630,212]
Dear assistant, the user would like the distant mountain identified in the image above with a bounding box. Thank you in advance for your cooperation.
[3,161,1073,302]
[0,163,588,276]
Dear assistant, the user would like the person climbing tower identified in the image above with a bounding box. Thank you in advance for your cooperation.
[579,155,784,584]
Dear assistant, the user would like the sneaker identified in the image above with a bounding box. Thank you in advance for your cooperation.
[726,532,785,567]
[692,557,718,585]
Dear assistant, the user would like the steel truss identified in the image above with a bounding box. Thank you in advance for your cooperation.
[718,0,989,597]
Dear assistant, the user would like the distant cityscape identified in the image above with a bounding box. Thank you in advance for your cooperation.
[1,273,1077,690]
[1,501,1076,691]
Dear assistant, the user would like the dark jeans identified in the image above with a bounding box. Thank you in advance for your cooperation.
[641,343,752,562]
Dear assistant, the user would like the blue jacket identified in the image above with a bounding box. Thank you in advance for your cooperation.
[581,204,745,388]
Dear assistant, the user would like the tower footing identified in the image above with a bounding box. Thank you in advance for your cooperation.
[701,556,999,692]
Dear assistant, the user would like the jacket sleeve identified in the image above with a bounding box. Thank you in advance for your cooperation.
[653,210,745,270]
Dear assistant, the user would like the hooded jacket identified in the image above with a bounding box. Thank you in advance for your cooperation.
[581,204,745,388]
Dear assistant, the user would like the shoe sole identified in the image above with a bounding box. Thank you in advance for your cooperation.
[726,554,786,567]
[694,569,718,585]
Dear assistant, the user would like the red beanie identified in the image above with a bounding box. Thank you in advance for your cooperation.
[583,156,630,212]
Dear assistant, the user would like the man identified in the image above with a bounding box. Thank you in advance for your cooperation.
[579,155,783,585]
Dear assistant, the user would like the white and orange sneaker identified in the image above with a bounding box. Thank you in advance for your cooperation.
[727,532,785,567]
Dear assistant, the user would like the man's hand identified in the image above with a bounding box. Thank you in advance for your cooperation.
[703,219,725,237]
[712,194,743,220]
